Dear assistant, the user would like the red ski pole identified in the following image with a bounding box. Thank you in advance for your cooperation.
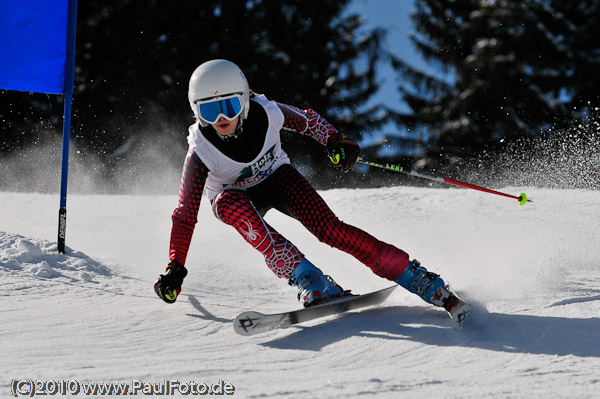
[357,157,532,205]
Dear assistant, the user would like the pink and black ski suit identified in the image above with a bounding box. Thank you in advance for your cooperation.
[169,93,409,281]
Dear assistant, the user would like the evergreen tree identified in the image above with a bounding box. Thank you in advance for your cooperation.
[390,0,598,167]
[555,0,600,114]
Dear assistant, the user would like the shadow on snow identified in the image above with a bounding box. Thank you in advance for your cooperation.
[260,305,600,358]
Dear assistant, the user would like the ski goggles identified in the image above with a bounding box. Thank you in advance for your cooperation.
[194,94,243,124]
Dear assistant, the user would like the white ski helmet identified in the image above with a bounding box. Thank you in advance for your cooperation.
[188,59,250,127]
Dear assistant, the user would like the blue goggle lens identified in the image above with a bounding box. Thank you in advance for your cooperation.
[198,96,243,123]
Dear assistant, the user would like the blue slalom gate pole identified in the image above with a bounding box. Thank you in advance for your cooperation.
[58,0,79,253]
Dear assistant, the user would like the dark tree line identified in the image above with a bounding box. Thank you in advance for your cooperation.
[1,0,389,184]
[386,0,600,169]
[2,0,600,189]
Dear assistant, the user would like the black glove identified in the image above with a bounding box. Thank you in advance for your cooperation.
[154,260,188,304]
[327,134,360,168]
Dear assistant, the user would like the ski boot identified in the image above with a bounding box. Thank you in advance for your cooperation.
[396,259,471,329]
[288,258,347,307]
[154,260,188,304]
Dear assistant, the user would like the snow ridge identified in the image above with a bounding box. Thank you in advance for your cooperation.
[1,232,111,286]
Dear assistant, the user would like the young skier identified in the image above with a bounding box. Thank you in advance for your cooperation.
[154,59,466,321]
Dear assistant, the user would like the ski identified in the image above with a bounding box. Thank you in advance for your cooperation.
[445,294,472,331]
[233,286,397,336]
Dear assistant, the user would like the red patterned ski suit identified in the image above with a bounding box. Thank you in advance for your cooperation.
[169,96,409,281]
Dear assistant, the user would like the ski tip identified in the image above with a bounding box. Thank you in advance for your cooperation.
[449,302,473,331]
[233,311,267,336]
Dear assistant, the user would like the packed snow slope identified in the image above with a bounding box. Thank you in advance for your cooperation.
[1,186,600,398]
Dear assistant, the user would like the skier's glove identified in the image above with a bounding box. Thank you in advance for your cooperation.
[154,259,188,304]
[327,134,360,168]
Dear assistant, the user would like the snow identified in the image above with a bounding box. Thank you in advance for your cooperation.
[2,186,600,398]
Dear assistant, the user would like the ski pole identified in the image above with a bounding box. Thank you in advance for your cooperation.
[357,157,531,205]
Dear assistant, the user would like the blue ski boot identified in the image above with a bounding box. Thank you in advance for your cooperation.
[288,258,346,307]
[397,259,471,329]
[395,259,450,306]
